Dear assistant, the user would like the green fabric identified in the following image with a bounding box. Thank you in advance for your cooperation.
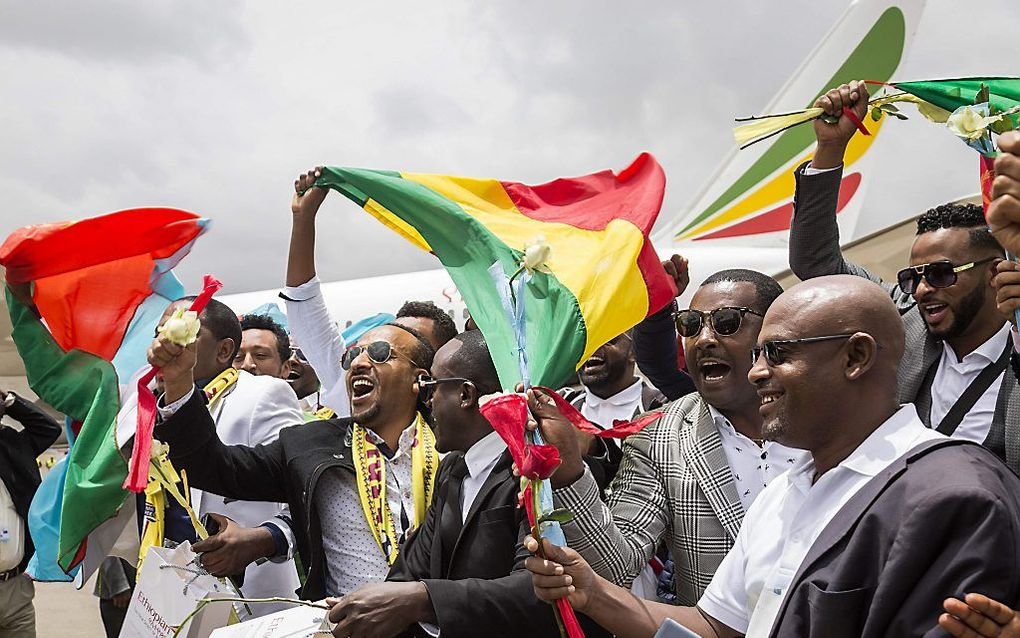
[6,288,126,571]
[315,168,587,389]
[894,77,1020,114]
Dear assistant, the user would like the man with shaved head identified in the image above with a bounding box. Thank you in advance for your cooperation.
[525,275,1020,638]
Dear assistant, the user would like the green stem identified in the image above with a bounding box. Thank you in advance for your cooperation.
[171,597,331,637]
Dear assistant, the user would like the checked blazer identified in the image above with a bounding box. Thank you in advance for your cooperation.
[789,163,1020,472]
[555,393,744,606]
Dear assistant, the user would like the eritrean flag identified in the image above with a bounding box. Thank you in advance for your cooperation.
[315,153,675,388]
[0,208,208,580]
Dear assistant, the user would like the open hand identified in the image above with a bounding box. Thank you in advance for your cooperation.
[941,593,1020,637]
[327,581,430,638]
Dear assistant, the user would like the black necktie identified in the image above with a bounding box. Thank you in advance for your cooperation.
[438,456,469,576]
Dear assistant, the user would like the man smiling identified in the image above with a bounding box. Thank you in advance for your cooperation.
[543,266,803,605]
[148,321,439,600]
[790,81,1020,472]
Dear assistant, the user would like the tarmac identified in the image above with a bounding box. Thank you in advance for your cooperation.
[34,576,106,637]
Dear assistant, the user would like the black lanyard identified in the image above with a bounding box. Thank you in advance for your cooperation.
[934,340,1012,436]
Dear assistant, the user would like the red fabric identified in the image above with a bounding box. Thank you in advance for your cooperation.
[124,275,223,493]
[981,154,996,214]
[520,444,561,480]
[500,153,676,317]
[842,106,871,136]
[0,208,203,284]
[534,386,660,440]
[479,394,529,465]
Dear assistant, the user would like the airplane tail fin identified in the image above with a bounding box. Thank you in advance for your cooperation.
[654,0,925,250]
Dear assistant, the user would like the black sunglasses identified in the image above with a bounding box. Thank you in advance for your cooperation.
[291,347,308,363]
[896,256,997,295]
[675,307,764,338]
[341,341,423,371]
[751,333,856,366]
[418,377,473,402]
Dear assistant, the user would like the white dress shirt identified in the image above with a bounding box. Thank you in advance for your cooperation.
[460,431,509,523]
[580,379,645,433]
[0,479,24,572]
[708,406,805,512]
[698,405,943,636]
[929,323,1011,442]
[316,421,420,597]
[281,276,351,416]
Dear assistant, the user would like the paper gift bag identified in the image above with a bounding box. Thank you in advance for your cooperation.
[209,601,333,638]
[120,542,234,638]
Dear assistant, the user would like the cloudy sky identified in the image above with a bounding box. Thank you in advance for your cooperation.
[2,0,1017,294]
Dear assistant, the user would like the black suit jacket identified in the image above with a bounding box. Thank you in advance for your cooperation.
[388,450,608,638]
[0,393,62,572]
[771,439,1020,638]
[154,389,355,601]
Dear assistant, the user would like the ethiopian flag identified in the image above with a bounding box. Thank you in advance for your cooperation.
[315,153,675,388]
[0,208,208,579]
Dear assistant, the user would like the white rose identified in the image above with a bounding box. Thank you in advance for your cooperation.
[523,237,552,274]
[947,105,998,141]
[158,308,201,346]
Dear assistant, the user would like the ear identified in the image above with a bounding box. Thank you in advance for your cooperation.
[216,338,236,367]
[461,381,478,409]
[281,358,292,380]
[844,332,878,381]
[412,371,428,395]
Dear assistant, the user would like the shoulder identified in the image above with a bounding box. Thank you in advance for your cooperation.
[627,392,704,448]
[906,441,1019,492]
[641,382,668,410]
[279,414,353,445]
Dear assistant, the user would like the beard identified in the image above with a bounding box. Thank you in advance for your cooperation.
[929,284,986,341]
[761,405,788,442]
[352,401,381,424]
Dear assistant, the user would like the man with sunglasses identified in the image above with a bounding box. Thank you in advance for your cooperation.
[539,268,804,606]
[525,275,1020,638]
[789,81,1020,472]
[147,321,440,603]
[325,330,605,638]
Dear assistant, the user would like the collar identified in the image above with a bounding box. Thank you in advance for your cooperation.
[706,404,732,431]
[464,431,508,478]
[789,405,935,488]
[364,417,420,457]
[583,378,644,409]
[942,322,1012,366]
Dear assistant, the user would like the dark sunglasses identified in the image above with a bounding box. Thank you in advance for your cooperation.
[751,333,856,366]
[418,377,473,402]
[675,307,764,338]
[896,256,997,295]
[291,347,308,363]
[341,341,423,371]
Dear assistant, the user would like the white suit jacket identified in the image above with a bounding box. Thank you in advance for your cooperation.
[192,370,303,613]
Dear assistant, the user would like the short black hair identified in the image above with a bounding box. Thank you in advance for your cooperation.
[396,301,458,347]
[240,313,291,361]
[916,202,1004,256]
[700,269,784,314]
[183,296,242,359]
[386,322,436,370]
[448,330,501,396]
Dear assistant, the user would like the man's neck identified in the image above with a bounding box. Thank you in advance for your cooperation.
[365,412,417,450]
[810,403,897,480]
[587,375,639,401]
[946,317,1007,362]
[714,400,763,441]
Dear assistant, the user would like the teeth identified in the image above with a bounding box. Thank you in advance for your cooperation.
[761,396,776,404]
[353,379,374,390]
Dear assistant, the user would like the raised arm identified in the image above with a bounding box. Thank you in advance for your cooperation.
[4,391,62,455]
[633,254,697,400]
[282,167,350,414]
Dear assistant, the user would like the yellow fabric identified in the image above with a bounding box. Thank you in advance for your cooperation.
[364,175,650,365]
[352,413,437,564]
[138,368,238,566]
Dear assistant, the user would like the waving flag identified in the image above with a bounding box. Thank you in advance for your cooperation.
[0,208,208,579]
[314,153,675,389]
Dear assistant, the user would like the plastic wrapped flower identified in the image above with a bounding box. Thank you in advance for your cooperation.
[158,308,200,346]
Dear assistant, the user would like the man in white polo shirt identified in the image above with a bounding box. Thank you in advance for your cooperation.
[525,276,1020,638]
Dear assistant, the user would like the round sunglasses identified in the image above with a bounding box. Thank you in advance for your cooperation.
[341,341,423,371]
[674,307,763,338]
[896,256,997,295]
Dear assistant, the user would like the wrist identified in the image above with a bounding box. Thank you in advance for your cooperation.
[248,526,279,562]
[551,456,585,489]
[408,582,436,623]
[810,143,847,170]
[163,375,194,405]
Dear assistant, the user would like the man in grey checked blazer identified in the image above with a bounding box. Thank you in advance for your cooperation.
[789,81,1020,473]
[547,268,804,606]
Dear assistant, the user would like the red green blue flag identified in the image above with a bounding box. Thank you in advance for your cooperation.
[314,153,676,389]
[0,208,208,580]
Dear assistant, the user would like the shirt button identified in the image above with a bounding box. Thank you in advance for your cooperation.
[403,490,412,500]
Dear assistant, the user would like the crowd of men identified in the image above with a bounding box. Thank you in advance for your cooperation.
[4,82,1020,638]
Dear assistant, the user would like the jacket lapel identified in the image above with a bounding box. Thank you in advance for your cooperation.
[678,400,743,541]
[450,450,514,560]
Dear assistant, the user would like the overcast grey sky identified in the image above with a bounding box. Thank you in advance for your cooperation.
[2,1,1017,293]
